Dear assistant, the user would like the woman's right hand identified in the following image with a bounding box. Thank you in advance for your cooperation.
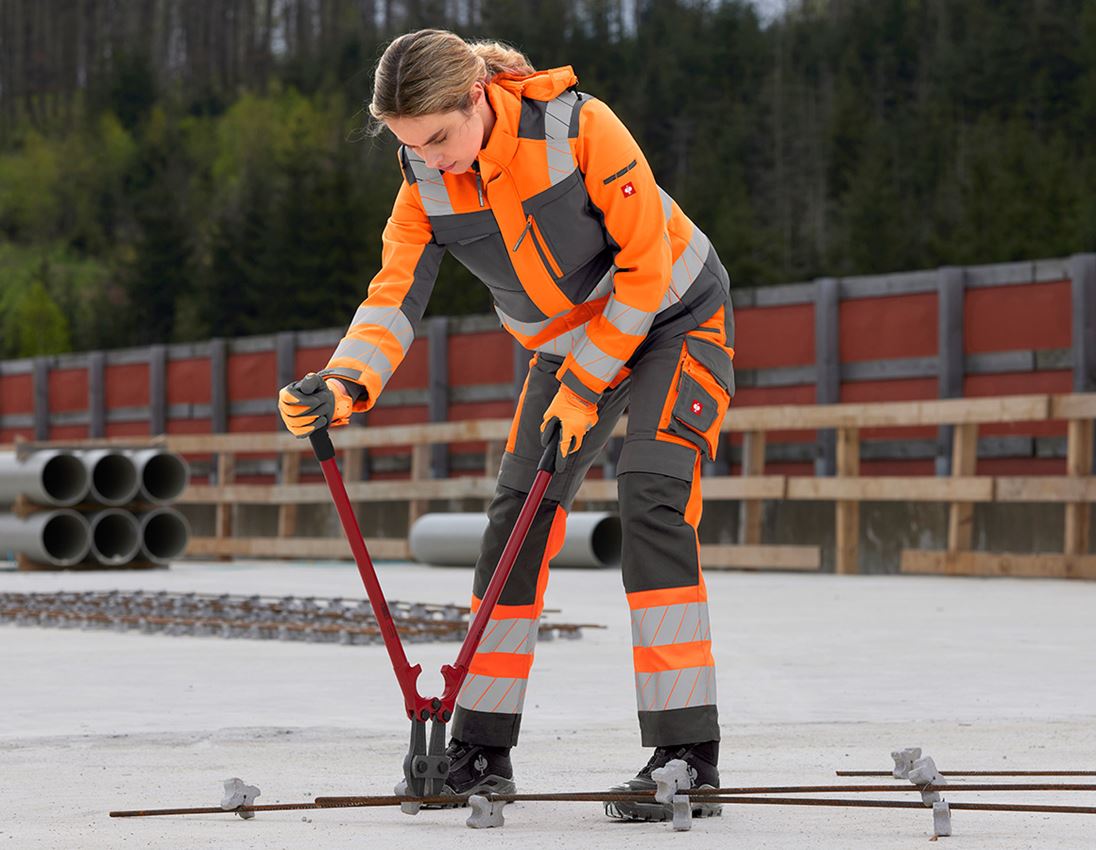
[277,373,355,437]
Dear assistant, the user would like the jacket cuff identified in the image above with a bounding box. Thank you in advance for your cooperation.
[556,361,603,404]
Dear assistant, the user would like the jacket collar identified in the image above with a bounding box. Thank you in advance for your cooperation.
[478,66,579,178]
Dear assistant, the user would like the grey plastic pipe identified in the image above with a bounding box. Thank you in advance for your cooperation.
[126,449,190,504]
[136,507,190,564]
[409,511,621,569]
[0,509,91,566]
[87,509,142,565]
[0,450,90,506]
[78,449,140,506]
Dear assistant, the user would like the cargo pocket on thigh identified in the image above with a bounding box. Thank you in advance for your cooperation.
[663,337,732,460]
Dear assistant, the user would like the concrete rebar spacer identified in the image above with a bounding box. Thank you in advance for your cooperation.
[671,794,693,831]
[908,756,947,805]
[932,800,952,837]
[220,778,261,819]
[652,759,693,804]
[394,779,421,815]
[891,747,922,779]
[466,795,506,828]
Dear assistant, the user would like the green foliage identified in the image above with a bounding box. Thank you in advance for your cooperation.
[0,0,1093,357]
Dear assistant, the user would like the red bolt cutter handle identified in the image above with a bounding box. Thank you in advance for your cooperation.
[309,424,558,722]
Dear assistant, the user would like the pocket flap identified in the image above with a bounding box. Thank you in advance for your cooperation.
[431,210,500,245]
[672,373,719,434]
[685,336,732,391]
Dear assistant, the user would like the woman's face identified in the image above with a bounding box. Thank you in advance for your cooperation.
[385,84,489,175]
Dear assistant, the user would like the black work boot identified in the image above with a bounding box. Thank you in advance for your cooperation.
[604,740,721,821]
[421,738,516,807]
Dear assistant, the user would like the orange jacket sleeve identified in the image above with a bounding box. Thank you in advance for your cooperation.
[555,98,673,402]
[320,169,444,411]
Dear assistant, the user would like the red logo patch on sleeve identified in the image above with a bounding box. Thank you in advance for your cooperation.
[691,400,703,415]
[621,181,636,197]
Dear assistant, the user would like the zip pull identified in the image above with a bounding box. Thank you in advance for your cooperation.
[474,170,485,208]
[512,215,533,252]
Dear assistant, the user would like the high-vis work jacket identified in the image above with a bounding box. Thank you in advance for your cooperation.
[319,65,730,407]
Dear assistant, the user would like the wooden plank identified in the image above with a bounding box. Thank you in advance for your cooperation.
[724,394,1050,432]
[834,427,860,574]
[178,478,498,505]
[738,430,766,545]
[701,544,821,571]
[408,443,431,528]
[187,536,411,561]
[1064,419,1095,556]
[1051,393,1096,420]
[213,452,236,550]
[785,476,992,502]
[996,476,1096,502]
[947,423,979,560]
[276,451,300,537]
[900,549,1096,580]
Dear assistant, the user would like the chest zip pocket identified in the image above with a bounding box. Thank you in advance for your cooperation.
[513,214,563,280]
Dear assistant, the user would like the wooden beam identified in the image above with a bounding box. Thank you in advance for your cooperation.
[276,451,300,537]
[996,476,1096,502]
[723,394,1050,432]
[834,427,860,574]
[947,423,979,560]
[738,430,766,545]
[900,549,1096,579]
[1051,393,1096,421]
[213,452,236,553]
[1064,419,1095,556]
[701,544,821,571]
[785,476,992,502]
[408,442,431,528]
[187,536,411,560]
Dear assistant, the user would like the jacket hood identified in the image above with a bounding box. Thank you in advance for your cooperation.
[490,65,578,102]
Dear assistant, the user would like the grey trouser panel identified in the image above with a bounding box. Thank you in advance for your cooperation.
[452,303,733,749]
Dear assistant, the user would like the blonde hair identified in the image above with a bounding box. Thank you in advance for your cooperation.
[367,29,533,133]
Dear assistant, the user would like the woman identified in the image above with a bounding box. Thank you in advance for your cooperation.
[278,29,734,822]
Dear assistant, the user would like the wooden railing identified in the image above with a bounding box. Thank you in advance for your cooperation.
[5,393,1094,578]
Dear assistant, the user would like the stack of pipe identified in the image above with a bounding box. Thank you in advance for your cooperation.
[0,447,191,569]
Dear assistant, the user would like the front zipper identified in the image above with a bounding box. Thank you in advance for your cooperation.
[511,213,563,280]
[474,169,485,208]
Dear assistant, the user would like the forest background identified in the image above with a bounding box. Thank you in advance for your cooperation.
[0,0,1093,360]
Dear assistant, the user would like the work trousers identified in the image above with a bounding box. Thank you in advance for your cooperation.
[451,305,735,749]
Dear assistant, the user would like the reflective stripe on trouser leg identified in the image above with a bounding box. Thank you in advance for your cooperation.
[452,502,567,747]
[617,325,725,747]
[622,460,718,746]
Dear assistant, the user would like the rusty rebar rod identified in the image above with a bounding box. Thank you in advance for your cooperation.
[111,788,1096,819]
[837,770,1096,777]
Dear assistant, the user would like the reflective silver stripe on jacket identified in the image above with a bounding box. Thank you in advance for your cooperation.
[602,297,656,338]
[495,268,614,349]
[346,305,415,356]
[660,222,713,311]
[635,666,717,712]
[405,151,454,217]
[328,337,394,387]
[456,675,528,715]
[631,602,711,648]
[569,333,625,384]
[544,90,579,184]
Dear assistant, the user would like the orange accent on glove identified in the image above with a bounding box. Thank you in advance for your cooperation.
[278,374,355,437]
[540,385,599,458]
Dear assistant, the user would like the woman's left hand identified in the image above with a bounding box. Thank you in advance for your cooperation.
[540,385,599,458]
